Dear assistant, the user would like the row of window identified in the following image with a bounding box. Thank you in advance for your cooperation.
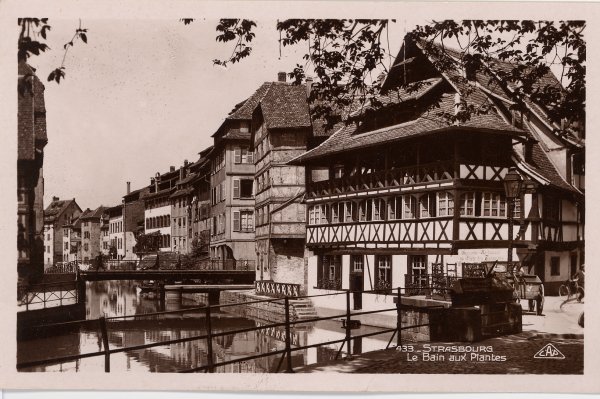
[111,238,123,250]
[234,146,254,164]
[316,254,427,291]
[172,197,189,209]
[308,192,519,225]
[211,213,226,236]
[255,169,270,193]
[110,221,123,234]
[146,197,170,210]
[210,210,256,234]
[146,215,170,229]
[211,182,226,205]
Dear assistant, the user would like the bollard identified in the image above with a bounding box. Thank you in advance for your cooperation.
[284,296,294,373]
[345,290,352,358]
[99,317,110,372]
[396,287,402,347]
[205,305,214,373]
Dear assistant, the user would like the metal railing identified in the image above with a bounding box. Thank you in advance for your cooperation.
[45,262,79,274]
[255,281,301,298]
[18,281,79,311]
[16,286,447,373]
[404,274,460,298]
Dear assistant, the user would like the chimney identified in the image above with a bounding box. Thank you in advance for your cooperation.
[179,166,184,180]
[126,181,131,195]
[306,77,313,97]
[170,165,176,172]
[52,196,59,202]
[277,72,287,82]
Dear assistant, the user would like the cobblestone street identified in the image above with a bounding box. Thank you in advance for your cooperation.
[297,296,584,374]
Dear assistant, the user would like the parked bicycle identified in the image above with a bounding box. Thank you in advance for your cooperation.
[558,278,584,302]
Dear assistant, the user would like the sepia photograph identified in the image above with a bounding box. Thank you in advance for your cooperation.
[3,0,595,393]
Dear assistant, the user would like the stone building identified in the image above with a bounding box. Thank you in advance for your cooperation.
[189,146,213,258]
[250,78,314,293]
[62,213,83,264]
[105,205,124,259]
[170,161,193,254]
[122,182,149,260]
[42,197,82,268]
[144,166,179,251]
[80,206,107,263]
[291,36,584,310]
[208,84,269,263]
[17,61,48,281]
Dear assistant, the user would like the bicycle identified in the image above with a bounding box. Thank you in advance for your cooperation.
[558,279,584,302]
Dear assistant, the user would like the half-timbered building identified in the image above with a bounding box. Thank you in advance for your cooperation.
[250,77,313,296]
[290,36,584,309]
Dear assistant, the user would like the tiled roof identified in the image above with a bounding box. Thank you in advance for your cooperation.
[18,61,47,161]
[44,199,76,223]
[366,78,444,110]
[223,128,251,140]
[516,143,579,193]
[170,187,194,199]
[144,187,176,200]
[227,82,273,120]
[259,83,312,129]
[291,93,527,164]
[80,206,108,220]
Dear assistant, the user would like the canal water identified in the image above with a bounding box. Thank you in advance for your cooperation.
[18,280,392,372]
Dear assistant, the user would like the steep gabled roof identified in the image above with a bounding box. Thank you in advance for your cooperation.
[227,82,273,120]
[44,198,79,224]
[290,92,527,164]
[258,83,312,129]
[80,206,108,221]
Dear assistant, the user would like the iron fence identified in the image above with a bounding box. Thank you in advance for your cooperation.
[18,281,79,311]
[16,286,449,373]
[404,274,460,298]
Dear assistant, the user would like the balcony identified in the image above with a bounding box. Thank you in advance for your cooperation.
[309,160,454,198]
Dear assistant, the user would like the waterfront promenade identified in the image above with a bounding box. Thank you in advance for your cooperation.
[297,297,584,374]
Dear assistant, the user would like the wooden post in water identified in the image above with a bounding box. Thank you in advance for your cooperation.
[99,317,110,372]
[345,290,352,359]
[396,287,402,347]
[284,296,294,373]
[205,305,214,373]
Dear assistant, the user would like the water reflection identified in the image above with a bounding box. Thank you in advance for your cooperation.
[18,280,392,372]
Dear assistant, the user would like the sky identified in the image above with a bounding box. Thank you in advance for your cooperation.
[26,18,406,210]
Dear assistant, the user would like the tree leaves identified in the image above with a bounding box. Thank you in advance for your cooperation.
[47,67,65,84]
[212,19,257,66]
[411,20,586,133]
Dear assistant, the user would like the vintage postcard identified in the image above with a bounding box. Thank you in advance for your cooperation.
[0,0,598,393]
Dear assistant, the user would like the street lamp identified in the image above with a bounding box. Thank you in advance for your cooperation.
[503,167,523,271]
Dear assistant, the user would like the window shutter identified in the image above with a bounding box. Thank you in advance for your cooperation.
[247,151,254,164]
[233,211,240,231]
[234,147,241,164]
[233,179,240,198]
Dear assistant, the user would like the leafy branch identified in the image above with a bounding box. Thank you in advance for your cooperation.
[48,19,88,84]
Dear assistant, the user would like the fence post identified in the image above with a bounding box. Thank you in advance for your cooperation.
[396,287,402,348]
[284,296,294,373]
[99,316,110,372]
[205,305,214,373]
[345,290,352,359]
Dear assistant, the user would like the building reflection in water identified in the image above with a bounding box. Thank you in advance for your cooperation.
[19,280,391,372]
